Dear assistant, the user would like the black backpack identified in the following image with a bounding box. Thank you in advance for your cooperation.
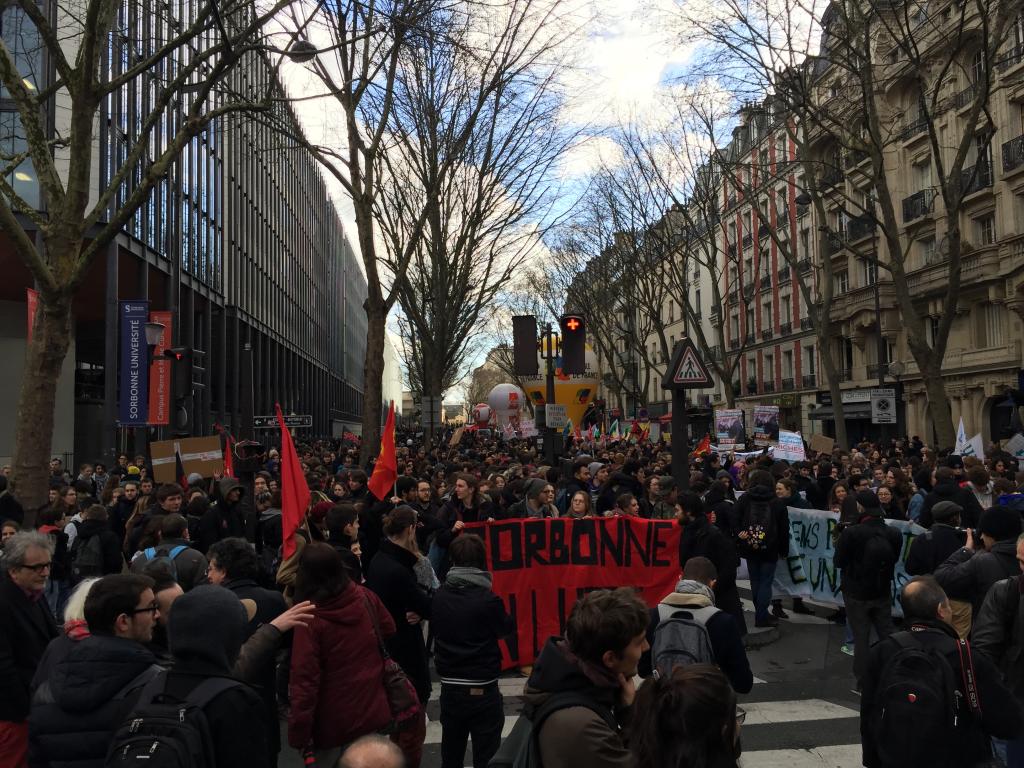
[870,632,981,767]
[105,672,241,768]
[70,531,106,583]
[488,692,617,768]
[739,498,777,555]
[860,526,899,595]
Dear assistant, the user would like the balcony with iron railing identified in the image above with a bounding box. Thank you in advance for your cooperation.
[1003,135,1024,174]
[758,222,771,240]
[745,332,756,345]
[798,258,812,274]
[707,345,721,360]
[999,44,1024,72]
[781,376,795,390]
[953,81,978,111]
[762,328,773,340]
[845,149,870,169]
[820,167,845,189]
[847,214,876,241]
[961,162,993,196]
[797,203,810,218]
[727,241,737,257]
[777,205,790,222]
[763,380,776,393]
[742,233,753,249]
[779,321,792,335]
[866,363,889,380]
[800,316,814,330]
[747,380,759,395]
[898,116,928,143]
[824,231,847,257]
[743,284,755,301]
[902,189,936,222]
[760,274,772,289]
[779,265,791,283]
[802,373,817,388]
[729,338,740,350]
[839,368,853,382]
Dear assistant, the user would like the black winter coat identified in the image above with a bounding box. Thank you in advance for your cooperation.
[0,576,58,721]
[905,524,962,576]
[69,519,124,577]
[28,635,159,768]
[919,482,985,529]
[834,516,903,601]
[679,515,741,612]
[596,473,643,515]
[934,538,1021,617]
[973,574,1024,703]
[365,539,434,704]
[860,620,1024,768]
[432,578,514,684]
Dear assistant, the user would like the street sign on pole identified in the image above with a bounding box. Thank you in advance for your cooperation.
[253,414,312,429]
[870,389,896,425]
[661,338,713,390]
[545,404,568,430]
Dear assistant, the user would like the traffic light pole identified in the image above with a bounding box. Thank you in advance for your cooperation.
[671,389,690,492]
[542,323,558,466]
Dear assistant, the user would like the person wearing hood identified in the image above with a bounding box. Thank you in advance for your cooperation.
[834,491,903,690]
[906,467,934,523]
[28,574,162,768]
[195,477,248,555]
[505,479,558,519]
[68,505,124,582]
[596,461,643,516]
[919,466,985,529]
[935,505,1022,619]
[676,492,745,637]
[432,534,514,768]
[639,558,752,694]
[731,470,790,628]
[288,543,396,768]
[521,588,649,768]
[164,584,270,768]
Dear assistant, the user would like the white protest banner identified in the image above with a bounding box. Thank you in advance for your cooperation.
[772,507,925,617]
[955,417,969,455]
[775,430,806,462]
[967,433,986,460]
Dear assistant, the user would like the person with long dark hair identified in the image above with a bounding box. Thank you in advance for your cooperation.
[630,665,742,768]
[288,542,395,768]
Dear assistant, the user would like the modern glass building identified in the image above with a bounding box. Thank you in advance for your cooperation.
[0,2,366,465]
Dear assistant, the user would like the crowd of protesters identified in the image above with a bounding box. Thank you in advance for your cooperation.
[3,427,1024,767]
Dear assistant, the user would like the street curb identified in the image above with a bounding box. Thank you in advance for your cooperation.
[744,626,781,649]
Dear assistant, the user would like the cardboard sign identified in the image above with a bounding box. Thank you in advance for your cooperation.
[449,426,466,447]
[809,433,835,456]
[150,436,224,483]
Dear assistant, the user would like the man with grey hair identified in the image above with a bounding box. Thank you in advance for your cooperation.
[0,531,58,767]
[340,735,406,768]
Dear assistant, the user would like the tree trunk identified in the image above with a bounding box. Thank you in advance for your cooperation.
[817,328,849,450]
[922,362,957,449]
[359,302,387,467]
[11,294,74,522]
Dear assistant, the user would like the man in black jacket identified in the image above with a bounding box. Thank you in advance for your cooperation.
[641,556,753,693]
[432,534,514,768]
[861,576,1024,768]
[835,491,903,690]
[906,501,964,576]
[0,532,58,767]
[196,478,247,554]
[676,491,745,635]
[207,537,287,762]
[732,469,789,628]
[67,504,124,581]
[935,505,1021,618]
[130,513,209,592]
[919,466,985,529]
[28,574,161,767]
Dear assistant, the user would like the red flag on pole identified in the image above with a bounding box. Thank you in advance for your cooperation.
[367,401,398,502]
[690,433,712,458]
[223,433,235,478]
[276,403,310,559]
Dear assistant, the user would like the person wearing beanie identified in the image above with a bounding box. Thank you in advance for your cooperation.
[935,505,1023,620]
[164,585,270,768]
[834,489,903,690]
[505,479,556,519]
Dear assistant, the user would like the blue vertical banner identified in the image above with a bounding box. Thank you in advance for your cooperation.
[119,300,150,425]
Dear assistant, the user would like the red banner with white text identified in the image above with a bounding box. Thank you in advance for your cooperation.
[465,516,681,669]
[147,311,173,425]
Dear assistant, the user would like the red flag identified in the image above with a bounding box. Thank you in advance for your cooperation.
[223,433,235,478]
[367,401,398,502]
[276,403,310,559]
[690,433,712,458]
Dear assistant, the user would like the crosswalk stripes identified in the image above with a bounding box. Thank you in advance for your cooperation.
[422,675,864,768]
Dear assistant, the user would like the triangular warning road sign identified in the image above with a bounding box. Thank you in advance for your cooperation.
[662,338,713,390]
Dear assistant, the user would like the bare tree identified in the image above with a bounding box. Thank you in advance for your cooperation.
[1,0,296,507]
[681,0,1023,447]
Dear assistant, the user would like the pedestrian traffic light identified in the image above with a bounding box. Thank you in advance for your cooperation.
[560,314,586,374]
[512,316,539,376]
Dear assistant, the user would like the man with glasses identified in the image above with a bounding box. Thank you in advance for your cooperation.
[29,574,161,767]
[0,532,58,768]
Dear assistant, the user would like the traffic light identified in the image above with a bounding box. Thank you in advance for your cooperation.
[512,316,539,376]
[560,314,586,374]
[163,347,192,395]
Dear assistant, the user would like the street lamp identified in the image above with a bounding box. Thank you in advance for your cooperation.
[144,321,166,365]
[287,39,318,63]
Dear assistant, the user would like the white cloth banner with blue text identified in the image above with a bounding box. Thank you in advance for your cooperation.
[772,507,926,617]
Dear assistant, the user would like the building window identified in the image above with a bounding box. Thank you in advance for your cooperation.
[977,303,1006,347]
[695,289,702,315]
[765,353,774,380]
[745,307,755,334]
[834,270,849,295]
[919,236,938,266]
[863,257,877,286]
[668,300,674,323]
[731,314,740,339]
[762,301,772,330]
[783,350,794,379]
[800,229,810,260]
[977,214,996,245]
[781,294,792,322]
[804,344,816,375]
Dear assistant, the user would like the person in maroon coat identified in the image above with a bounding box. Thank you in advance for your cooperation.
[288,542,396,767]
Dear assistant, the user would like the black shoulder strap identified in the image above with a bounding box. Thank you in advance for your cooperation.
[113,663,164,700]
[183,676,245,709]
[888,630,918,651]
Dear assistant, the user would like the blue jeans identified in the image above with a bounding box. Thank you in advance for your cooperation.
[747,559,777,622]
